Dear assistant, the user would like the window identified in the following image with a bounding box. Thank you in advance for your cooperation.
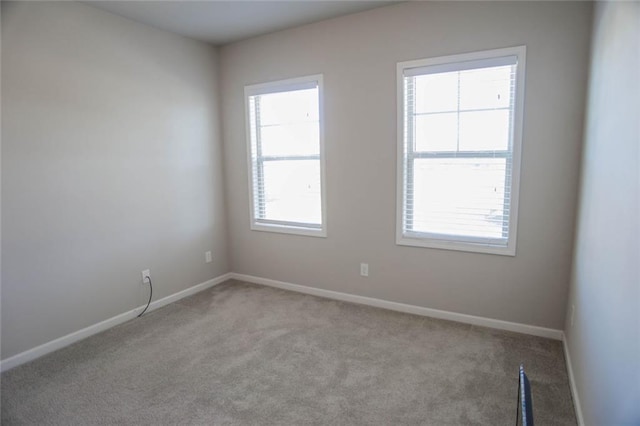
[397,46,526,255]
[245,75,326,237]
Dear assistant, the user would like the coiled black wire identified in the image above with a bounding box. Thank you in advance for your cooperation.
[137,276,153,318]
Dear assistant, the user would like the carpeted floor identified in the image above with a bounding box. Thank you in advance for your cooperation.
[1,280,576,425]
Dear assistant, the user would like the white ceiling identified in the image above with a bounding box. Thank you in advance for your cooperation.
[87,1,399,46]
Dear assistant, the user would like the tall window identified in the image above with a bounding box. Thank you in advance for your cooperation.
[245,75,326,237]
[397,47,526,255]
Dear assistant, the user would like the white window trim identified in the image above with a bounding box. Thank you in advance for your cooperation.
[244,74,327,238]
[396,46,526,256]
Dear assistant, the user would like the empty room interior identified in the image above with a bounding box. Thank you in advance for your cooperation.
[1,1,638,424]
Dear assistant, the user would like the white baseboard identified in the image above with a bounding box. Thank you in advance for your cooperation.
[1,271,564,373]
[230,273,563,340]
[562,334,585,426]
[0,272,233,372]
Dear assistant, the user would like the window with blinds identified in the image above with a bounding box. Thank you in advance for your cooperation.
[397,47,526,255]
[245,75,326,237]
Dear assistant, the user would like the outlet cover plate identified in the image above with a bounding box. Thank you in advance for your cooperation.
[360,263,369,277]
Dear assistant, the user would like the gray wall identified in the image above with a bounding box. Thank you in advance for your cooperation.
[564,2,640,425]
[1,1,229,359]
[220,1,592,329]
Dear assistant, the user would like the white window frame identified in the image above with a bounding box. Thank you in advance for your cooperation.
[396,46,526,256]
[244,74,327,237]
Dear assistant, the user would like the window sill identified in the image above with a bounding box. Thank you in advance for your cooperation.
[396,235,516,256]
[251,222,326,238]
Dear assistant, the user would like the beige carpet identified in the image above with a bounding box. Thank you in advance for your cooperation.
[1,279,576,425]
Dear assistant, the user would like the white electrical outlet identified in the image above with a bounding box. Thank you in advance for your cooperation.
[205,251,212,263]
[141,269,151,283]
[360,263,369,277]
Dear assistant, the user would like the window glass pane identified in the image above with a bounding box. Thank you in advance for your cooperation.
[459,65,512,111]
[414,112,458,152]
[261,160,321,224]
[411,158,507,239]
[399,50,523,252]
[258,88,319,126]
[413,73,458,113]
[260,122,319,157]
[459,110,510,151]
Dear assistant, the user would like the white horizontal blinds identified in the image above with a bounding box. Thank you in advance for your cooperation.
[403,55,517,77]
[403,57,517,245]
[248,85,322,228]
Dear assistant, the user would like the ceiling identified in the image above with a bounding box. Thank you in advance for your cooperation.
[87,1,399,46]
